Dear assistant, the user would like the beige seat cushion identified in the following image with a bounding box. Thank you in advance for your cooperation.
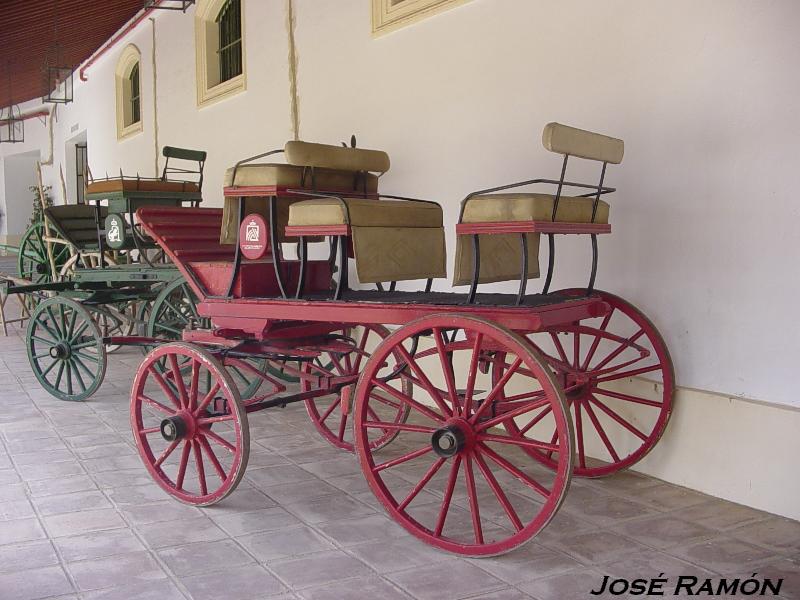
[287,198,443,228]
[286,198,445,283]
[223,163,379,192]
[86,178,199,195]
[461,193,609,224]
[453,194,609,286]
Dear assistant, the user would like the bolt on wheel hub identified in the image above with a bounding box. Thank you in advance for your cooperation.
[160,415,188,442]
[431,424,466,458]
[49,343,70,360]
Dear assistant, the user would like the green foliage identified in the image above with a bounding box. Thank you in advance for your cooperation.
[29,185,53,227]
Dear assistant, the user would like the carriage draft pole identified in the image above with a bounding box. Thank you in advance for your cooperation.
[35,161,59,282]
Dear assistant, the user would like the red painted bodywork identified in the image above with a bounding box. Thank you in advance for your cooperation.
[136,206,610,340]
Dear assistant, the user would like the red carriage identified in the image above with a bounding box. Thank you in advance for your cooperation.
[120,123,674,556]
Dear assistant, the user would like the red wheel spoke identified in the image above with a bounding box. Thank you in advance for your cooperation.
[199,435,227,481]
[595,363,661,383]
[371,378,443,423]
[549,332,570,365]
[434,456,462,537]
[351,328,371,373]
[139,394,175,416]
[368,391,401,410]
[580,310,613,370]
[479,442,551,499]
[197,415,234,426]
[519,405,553,436]
[473,450,523,531]
[464,454,484,544]
[593,328,645,371]
[194,382,221,416]
[139,427,160,435]
[575,401,586,469]
[478,432,560,453]
[168,354,188,408]
[544,429,559,459]
[318,398,339,424]
[398,457,446,511]
[462,333,483,418]
[591,386,663,407]
[336,412,347,441]
[583,399,620,463]
[374,446,432,473]
[364,422,436,434]
[433,328,459,413]
[175,441,191,490]
[204,428,236,453]
[470,357,522,424]
[193,440,208,495]
[500,389,547,403]
[573,328,580,369]
[588,394,648,441]
[476,397,550,432]
[150,368,181,410]
[189,360,200,412]
[395,344,452,417]
[365,406,382,426]
[154,439,180,468]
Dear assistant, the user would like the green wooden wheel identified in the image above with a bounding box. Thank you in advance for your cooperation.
[147,278,265,399]
[27,297,106,401]
[17,222,70,284]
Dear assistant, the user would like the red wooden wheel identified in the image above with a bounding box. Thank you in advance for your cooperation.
[353,315,573,556]
[502,290,674,477]
[130,342,249,506]
[303,325,411,452]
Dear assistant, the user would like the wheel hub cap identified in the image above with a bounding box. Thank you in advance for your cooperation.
[431,425,466,458]
[49,343,70,360]
[160,415,188,442]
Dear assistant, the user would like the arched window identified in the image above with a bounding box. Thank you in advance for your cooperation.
[196,0,246,106]
[129,63,141,124]
[115,45,143,140]
[217,0,242,83]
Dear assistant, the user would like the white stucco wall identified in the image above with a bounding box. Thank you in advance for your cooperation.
[1,0,798,516]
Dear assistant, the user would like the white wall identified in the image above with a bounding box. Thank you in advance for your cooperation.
[291,0,800,408]
[2,152,40,237]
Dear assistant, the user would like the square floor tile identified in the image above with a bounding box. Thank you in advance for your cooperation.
[298,575,412,600]
[180,563,286,600]
[67,551,167,591]
[269,550,374,589]
[238,525,335,561]
[42,508,126,538]
[0,565,74,600]
[55,528,146,562]
[157,539,254,577]
[386,559,507,600]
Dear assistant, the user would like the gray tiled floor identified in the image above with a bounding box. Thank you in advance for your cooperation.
[0,314,798,600]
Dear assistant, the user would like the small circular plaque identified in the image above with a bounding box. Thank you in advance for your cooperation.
[104,213,127,249]
[239,213,270,260]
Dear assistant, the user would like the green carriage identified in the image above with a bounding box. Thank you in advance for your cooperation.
[11,147,210,401]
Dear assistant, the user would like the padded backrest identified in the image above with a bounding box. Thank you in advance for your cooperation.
[45,204,108,246]
[285,141,390,174]
[542,122,624,164]
[163,146,207,162]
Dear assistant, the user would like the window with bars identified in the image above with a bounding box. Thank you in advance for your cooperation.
[129,63,141,125]
[217,0,242,83]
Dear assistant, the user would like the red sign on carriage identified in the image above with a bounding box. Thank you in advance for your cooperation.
[239,213,269,260]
